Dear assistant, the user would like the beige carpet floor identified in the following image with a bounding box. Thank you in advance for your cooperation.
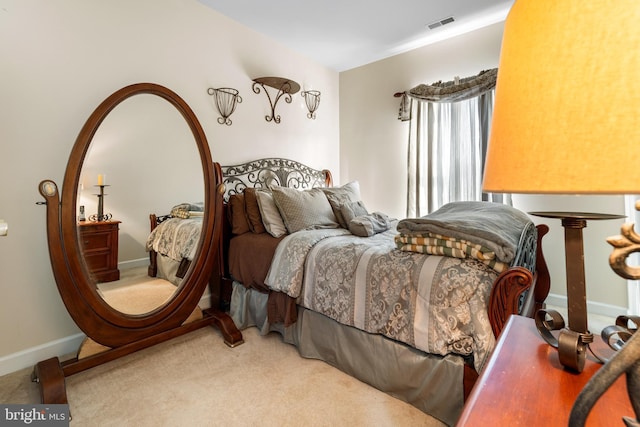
[1,326,446,426]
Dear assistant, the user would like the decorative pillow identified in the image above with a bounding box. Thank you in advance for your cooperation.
[272,186,338,233]
[243,188,266,234]
[321,181,361,228]
[348,212,393,237]
[256,189,288,238]
[340,200,369,224]
[228,193,250,235]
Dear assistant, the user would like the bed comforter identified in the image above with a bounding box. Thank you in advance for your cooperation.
[265,222,498,372]
[145,217,202,262]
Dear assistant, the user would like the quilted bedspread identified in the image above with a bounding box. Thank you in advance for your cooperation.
[145,217,202,262]
[265,223,499,372]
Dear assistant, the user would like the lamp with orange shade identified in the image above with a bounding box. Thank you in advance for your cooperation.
[482,1,640,424]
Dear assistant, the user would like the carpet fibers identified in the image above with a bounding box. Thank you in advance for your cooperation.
[1,326,446,426]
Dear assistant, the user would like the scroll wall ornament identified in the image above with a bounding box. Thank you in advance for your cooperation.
[252,77,300,124]
[207,87,242,126]
[301,90,321,119]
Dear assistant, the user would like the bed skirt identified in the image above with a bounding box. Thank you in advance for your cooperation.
[155,253,186,286]
[230,282,464,426]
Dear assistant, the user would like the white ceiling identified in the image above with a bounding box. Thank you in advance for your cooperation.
[197,0,514,72]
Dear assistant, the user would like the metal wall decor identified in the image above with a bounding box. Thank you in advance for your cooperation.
[301,90,321,119]
[207,87,242,125]
[252,77,300,124]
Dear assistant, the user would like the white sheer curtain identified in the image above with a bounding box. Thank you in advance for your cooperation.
[402,69,510,217]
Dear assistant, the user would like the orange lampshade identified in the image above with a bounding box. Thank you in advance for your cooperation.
[482,0,640,194]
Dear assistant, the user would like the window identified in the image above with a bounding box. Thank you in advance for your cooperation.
[401,69,509,217]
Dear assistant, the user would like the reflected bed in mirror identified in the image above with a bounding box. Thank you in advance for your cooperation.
[145,204,206,288]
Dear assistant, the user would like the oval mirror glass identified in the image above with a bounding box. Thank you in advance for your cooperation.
[78,93,204,315]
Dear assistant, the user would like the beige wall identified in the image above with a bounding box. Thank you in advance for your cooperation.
[339,22,628,317]
[0,0,339,373]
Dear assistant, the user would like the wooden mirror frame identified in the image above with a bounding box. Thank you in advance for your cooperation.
[34,83,242,404]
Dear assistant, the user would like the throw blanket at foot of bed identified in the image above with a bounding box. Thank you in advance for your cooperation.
[396,201,532,266]
[265,223,498,372]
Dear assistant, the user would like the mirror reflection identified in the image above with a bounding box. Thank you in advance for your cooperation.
[78,94,204,315]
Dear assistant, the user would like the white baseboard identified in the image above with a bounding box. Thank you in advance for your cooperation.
[0,292,212,377]
[0,333,86,377]
[118,258,149,270]
[545,293,627,319]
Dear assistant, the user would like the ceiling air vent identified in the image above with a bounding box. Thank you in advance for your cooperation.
[427,16,455,30]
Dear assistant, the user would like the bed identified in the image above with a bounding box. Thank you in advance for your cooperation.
[146,203,205,286]
[215,158,550,426]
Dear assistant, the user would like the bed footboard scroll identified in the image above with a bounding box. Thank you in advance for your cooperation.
[488,267,534,337]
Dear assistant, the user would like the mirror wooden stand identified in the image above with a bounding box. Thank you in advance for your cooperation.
[32,83,243,405]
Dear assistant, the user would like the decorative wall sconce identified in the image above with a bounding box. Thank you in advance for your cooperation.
[207,87,242,126]
[301,90,321,119]
[252,77,300,124]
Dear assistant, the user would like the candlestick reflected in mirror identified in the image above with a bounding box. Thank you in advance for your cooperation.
[89,184,112,222]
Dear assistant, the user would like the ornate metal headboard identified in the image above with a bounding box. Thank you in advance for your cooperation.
[220,158,332,202]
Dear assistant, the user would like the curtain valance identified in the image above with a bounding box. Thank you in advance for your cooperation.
[408,68,498,103]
